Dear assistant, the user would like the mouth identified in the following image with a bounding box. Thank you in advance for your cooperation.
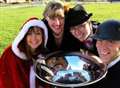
[30,40,40,47]
[99,51,110,57]
[31,41,38,45]
[76,35,86,41]
[75,34,83,39]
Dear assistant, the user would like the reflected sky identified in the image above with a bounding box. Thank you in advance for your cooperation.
[65,56,86,70]
[65,56,91,81]
[52,56,91,82]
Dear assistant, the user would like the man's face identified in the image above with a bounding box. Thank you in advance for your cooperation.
[96,40,120,63]
[70,21,91,42]
[46,16,64,35]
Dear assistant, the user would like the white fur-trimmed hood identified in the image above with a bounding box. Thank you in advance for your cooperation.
[12,19,48,60]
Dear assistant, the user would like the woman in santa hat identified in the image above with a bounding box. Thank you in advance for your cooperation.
[0,17,50,88]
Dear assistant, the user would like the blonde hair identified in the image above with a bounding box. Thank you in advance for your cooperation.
[43,1,64,18]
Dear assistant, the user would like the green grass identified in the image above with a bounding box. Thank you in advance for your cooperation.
[84,3,120,21]
[0,3,120,55]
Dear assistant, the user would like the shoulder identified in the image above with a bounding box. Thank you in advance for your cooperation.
[91,21,100,33]
[91,21,100,25]
[91,21,100,28]
[42,18,53,34]
[1,45,12,55]
[0,45,17,60]
[42,18,50,29]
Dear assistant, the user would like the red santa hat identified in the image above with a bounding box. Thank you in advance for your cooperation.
[12,17,48,60]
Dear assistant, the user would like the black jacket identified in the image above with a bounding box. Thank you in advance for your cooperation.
[82,57,120,88]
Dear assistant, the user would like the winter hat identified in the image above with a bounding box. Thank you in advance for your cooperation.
[92,20,120,41]
[66,4,92,27]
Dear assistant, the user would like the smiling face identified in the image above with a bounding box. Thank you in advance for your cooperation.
[43,2,65,36]
[70,21,91,42]
[46,15,64,35]
[26,26,43,51]
[96,40,120,64]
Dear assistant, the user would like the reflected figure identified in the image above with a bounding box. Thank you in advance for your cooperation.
[46,56,68,74]
[34,51,107,87]
[83,63,102,80]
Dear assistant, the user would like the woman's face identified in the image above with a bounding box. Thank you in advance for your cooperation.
[46,15,64,35]
[96,40,120,63]
[26,27,43,50]
[70,21,91,42]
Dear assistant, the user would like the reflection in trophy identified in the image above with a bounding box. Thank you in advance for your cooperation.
[46,56,68,74]
[34,51,107,88]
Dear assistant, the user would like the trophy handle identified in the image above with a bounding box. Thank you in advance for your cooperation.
[35,59,54,77]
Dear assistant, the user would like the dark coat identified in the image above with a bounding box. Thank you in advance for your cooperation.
[82,57,120,88]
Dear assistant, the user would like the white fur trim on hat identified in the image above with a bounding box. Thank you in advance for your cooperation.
[12,19,48,60]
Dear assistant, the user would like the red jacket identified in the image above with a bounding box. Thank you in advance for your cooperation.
[0,46,50,88]
[0,46,31,88]
[0,18,50,88]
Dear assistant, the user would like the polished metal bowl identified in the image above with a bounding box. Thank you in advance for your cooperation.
[33,51,107,87]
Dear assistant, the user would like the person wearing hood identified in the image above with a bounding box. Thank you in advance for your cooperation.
[65,4,100,56]
[0,17,50,88]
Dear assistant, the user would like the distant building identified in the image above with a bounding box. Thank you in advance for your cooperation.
[5,0,26,3]
[0,0,120,3]
[0,0,40,3]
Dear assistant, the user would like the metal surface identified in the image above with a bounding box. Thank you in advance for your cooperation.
[33,51,107,87]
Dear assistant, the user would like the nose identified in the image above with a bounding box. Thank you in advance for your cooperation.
[55,18,60,26]
[77,29,82,34]
[31,33,36,39]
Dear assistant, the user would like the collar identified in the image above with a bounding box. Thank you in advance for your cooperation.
[108,55,120,69]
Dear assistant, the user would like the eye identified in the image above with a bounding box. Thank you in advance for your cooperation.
[27,32,32,35]
[36,32,42,36]
[58,16,64,20]
[108,40,114,44]
[71,26,78,30]
[35,29,42,35]
[79,24,86,28]
[50,17,55,20]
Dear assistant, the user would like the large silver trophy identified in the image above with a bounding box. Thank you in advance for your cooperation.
[33,51,107,87]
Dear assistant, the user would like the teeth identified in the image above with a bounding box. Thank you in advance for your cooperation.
[31,41,37,44]
[101,52,108,55]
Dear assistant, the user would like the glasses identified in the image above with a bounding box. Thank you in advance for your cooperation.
[71,21,89,30]
[49,16,64,21]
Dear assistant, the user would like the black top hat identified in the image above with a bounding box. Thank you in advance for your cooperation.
[65,4,92,27]
[92,20,120,41]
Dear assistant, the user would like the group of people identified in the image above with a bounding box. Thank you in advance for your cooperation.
[0,1,120,88]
